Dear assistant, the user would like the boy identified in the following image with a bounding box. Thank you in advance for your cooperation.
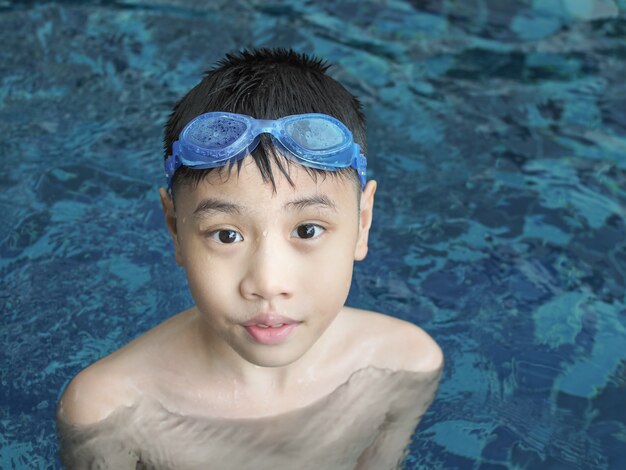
[56,47,444,469]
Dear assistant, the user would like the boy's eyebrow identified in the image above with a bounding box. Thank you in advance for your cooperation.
[284,194,337,212]
[193,198,244,217]
[192,194,338,218]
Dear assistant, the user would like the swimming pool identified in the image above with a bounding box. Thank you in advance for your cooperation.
[1,0,625,468]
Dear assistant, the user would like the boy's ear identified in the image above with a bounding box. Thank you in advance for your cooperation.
[159,188,184,266]
[354,180,377,261]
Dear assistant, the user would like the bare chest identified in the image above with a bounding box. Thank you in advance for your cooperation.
[151,347,377,419]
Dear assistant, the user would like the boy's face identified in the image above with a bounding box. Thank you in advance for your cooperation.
[159,157,376,384]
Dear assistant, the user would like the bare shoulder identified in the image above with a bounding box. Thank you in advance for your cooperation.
[57,309,195,427]
[344,307,444,374]
[57,361,131,427]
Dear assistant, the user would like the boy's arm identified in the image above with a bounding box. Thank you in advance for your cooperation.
[57,425,142,470]
[353,405,430,470]
[355,324,445,470]
[56,369,141,469]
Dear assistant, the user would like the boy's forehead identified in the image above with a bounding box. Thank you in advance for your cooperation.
[174,158,357,214]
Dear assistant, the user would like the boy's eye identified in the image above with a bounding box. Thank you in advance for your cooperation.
[210,229,243,244]
[292,223,325,240]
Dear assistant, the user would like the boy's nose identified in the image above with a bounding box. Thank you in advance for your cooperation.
[239,238,294,302]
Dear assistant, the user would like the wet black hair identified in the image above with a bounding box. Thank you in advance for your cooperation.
[163,47,367,200]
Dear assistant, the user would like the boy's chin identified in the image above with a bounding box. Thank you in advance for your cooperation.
[238,335,314,365]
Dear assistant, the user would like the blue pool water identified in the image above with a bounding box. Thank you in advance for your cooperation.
[1,0,625,468]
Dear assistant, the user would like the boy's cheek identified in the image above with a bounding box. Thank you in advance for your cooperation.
[309,248,355,292]
[185,267,234,314]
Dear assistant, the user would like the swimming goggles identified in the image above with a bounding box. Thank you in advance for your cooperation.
[164,112,367,192]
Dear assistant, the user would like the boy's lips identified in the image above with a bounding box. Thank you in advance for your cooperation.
[243,323,300,345]
[241,313,300,327]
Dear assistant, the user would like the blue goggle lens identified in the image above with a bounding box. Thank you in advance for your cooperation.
[186,116,247,149]
[285,119,346,150]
